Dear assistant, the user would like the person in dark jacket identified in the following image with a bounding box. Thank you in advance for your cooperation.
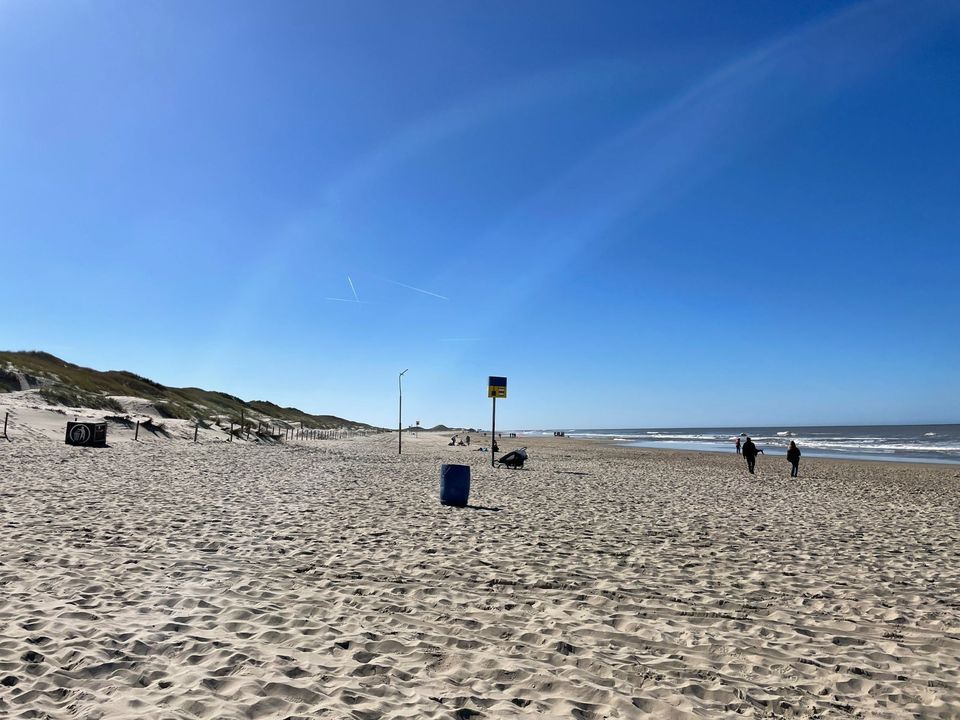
[735,437,741,455]
[787,440,801,477]
[742,437,763,474]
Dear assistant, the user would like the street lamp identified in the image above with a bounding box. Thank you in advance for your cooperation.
[398,369,408,455]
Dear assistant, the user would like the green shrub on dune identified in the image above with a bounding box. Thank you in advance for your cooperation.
[1,350,378,430]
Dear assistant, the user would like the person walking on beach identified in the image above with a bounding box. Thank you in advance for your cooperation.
[787,441,801,477]
[742,436,763,474]
[735,437,741,455]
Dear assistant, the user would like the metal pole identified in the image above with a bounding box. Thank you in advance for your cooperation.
[135,420,140,441]
[3,412,8,439]
[194,422,199,443]
[491,396,496,467]
[398,369,408,455]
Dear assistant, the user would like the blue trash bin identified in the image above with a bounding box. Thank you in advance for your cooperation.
[440,464,470,506]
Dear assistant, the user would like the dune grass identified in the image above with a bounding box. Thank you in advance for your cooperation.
[1,350,378,430]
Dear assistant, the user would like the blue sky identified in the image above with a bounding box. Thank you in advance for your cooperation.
[2,0,958,429]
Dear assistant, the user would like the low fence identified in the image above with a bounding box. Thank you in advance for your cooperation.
[224,420,379,442]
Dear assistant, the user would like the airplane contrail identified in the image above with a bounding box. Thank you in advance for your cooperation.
[382,278,448,300]
[325,297,371,304]
[347,276,360,302]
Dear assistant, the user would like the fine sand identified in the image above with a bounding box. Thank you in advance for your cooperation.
[1,425,959,718]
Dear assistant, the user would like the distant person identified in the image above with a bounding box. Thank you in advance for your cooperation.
[742,436,763,474]
[449,434,457,446]
[787,441,801,477]
[735,438,741,455]
[465,435,470,446]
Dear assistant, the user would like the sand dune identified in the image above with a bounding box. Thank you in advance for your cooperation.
[1,426,958,718]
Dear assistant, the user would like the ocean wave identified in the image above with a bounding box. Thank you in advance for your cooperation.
[794,441,960,453]
[526,426,960,461]
[568,432,647,440]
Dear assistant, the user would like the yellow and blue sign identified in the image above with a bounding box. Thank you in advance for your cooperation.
[488,376,507,399]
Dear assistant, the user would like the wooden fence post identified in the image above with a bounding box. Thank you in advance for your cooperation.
[229,422,233,442]
[3,411,8,439]
[194,421,199,443]
[134,420,139,441]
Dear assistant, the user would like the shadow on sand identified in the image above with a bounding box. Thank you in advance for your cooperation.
[444,504,502,512]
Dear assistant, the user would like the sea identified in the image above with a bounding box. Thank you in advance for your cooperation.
[521,425,960,464]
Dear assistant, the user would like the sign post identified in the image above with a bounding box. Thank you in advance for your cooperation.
[488,376,507,467]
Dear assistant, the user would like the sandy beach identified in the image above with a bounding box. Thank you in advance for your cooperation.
[2,425,959,719]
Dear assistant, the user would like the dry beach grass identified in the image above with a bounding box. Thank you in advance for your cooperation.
[1,428,959,719]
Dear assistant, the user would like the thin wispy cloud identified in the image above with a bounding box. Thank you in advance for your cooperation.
[323,60,640,207]
[474,0,959,297]
[244,61,641,300]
